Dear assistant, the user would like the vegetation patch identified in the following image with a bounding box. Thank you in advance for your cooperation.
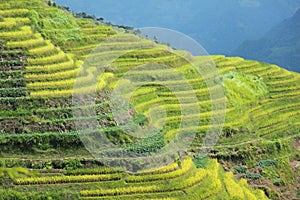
[223,71,268,108]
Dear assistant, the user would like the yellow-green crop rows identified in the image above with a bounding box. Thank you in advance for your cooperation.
[9,157,266,199]
[0,0,299,199]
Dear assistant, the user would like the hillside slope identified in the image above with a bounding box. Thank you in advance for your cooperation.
[0,0,299,199]
[233,8,300,73]
[54,0,300,55]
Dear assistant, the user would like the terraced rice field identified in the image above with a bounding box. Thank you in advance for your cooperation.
[0,0,299,199]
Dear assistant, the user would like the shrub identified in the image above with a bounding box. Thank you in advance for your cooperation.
[192,155,210,168]
[234,165,247,174]
[0,132,82,151]
[133,113,148,126]
[272,178,285,186]
[244,173,263,180]
[256,160,277,167]
[64,159,83,170]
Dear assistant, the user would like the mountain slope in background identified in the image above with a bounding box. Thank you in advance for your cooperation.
[234,8,300,72]
[54,0,300,55]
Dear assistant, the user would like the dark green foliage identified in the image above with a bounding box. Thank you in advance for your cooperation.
[0,190,25,200]
[0,79,25,88]
[73,12,95,20]
[0,132,82,152]
[244,173,263,180]
[133,113,148,126]
[192,155,210,168]
[0,189,77,200]
[64,159,83,170]
[0,47,27,100]
[222,126,238,138]
[0,158,102,170]
[272,178,285,186]
[0,71,24,79]
[125,133,165,155]
[234,165,247,174]
[256,160,277,167]
[0,60,23,67]
[0,88,27,97]
[0,51,24,59]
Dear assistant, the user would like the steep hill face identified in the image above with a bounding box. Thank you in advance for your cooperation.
[0,0,299,199]
[233,8,300,73]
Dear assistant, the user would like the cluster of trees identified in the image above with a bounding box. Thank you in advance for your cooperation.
[46,0,133,31]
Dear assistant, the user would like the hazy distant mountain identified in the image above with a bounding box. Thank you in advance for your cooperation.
[234,8,300,72]
[54,0,300,55]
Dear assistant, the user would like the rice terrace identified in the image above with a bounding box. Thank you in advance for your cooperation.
[0,0,299,199]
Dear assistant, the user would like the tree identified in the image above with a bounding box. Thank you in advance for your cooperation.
[153,35,158,43]
[96,17,104,22]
